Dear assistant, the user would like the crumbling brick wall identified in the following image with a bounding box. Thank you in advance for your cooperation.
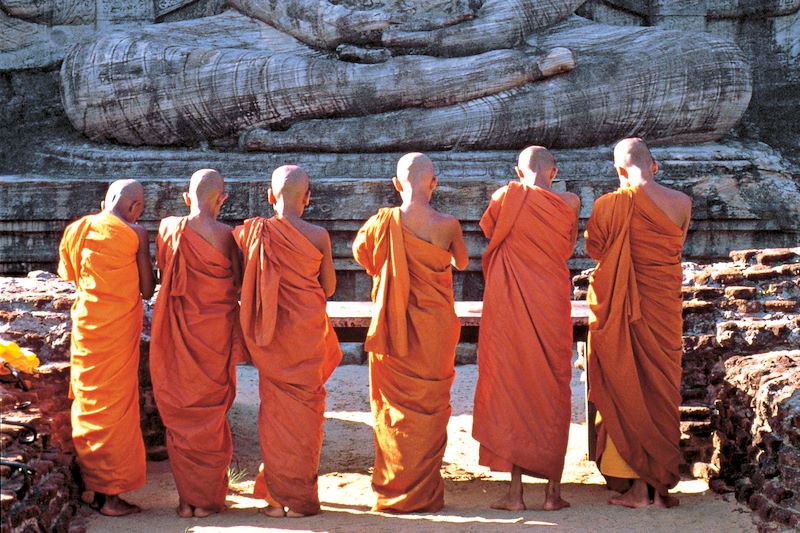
[575,247,799,531]
[1,272,166,531]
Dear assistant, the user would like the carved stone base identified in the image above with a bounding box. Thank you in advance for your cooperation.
[1,138,798,299]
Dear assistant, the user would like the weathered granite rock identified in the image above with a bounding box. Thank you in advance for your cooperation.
[577,0,800,159]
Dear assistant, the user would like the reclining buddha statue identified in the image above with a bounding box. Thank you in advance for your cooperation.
[60,0,752,152]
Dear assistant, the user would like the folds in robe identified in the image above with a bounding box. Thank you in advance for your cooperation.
[353,207,460,513]
[57,211,146,495]
[150,216,240,511]
[473,183,577,480]
[234,216,341,516]
[585,187,685,494]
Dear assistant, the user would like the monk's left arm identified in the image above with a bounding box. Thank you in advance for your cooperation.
[134,225,155,299]
[319,231,337,298]
[352,216,377,275]
[449,219,469,271]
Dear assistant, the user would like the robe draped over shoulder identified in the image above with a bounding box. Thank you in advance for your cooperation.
[473,183,577,480]
[234,216,341,516]
[353,207,460,513]
[150,216,240,511]
[585,187,685,494]
[58,211,146,495]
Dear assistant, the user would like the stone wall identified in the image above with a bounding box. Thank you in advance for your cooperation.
[3,141,799,298]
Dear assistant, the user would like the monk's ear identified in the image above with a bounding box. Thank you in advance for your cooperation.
[430,175,438,191]
[100,200,106,211]
[515,166,524,180]
[550,167,559,184]
[652,159,659,177]
[267,187,277,206]
[218,193,229,210]
[392,177,403,193]
[182,192,191,208]
[304,187,311,207]
[129,200,144,223]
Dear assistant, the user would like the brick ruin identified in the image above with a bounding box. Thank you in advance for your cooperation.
[1,248,799,531]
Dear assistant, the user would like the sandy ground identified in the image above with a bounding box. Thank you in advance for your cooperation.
[87,364,755,532]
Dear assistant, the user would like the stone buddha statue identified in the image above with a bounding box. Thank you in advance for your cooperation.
[59,0,752,152]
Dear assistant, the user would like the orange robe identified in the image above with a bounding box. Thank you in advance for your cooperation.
[57,211,146,495]
[234,216,341,516]
[353,207,460,513]
[473,183,577,480]
[150,217,240,511]
[585,186,685,494]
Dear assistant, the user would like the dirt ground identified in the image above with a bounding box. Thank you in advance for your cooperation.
[87,364,755,532]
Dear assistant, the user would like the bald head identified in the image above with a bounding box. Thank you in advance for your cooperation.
[396,152,435,188]
[518,146,556,176]
[103,179,144,223]
[188,169,224,204]
[271,164,310,204]
[614,138,654,170]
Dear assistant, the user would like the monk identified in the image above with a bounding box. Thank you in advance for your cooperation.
[353,152,468,513]
[473,146,580,511]
[233,165,342,517]
[57,179,155,517]
[150,169,242,518]
[586,138,691,508]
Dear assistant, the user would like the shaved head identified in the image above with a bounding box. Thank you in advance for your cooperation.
[271,165,309,201]
[104,179,143,208]
[396,152,435,187]
[188,169,224,204]
[103,179,144,223]
[517,146,556,176]
[614,138,654,170]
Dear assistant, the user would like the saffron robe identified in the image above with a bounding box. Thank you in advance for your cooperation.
[353,207,460,513]
[150,217,240,511]
[58,211,146,495]
[234,216,342,516]
[586,186,685,494]
[473,183,577,480]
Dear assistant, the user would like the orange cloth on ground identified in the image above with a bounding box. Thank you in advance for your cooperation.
[585,186,684,494]
[57,211,146,495]
[150,217,240,511]
[473,183,577,480]
[353,207,460,513]
[234,216,342,516]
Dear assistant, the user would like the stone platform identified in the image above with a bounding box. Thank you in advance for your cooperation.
[1,139,798,299]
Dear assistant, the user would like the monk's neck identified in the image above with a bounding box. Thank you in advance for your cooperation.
[274,210,304,224]
[399,192,433,210]
[187,208,217,221]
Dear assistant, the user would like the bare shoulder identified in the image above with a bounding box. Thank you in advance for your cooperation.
[491,184,509,202]
[131,222,149,242]
[558,191,581,213]
[298,219,331,252]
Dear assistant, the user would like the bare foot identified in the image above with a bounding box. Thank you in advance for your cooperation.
[176,500,193,518]
[544,481,570,511]
[652,492,680,508]
[490,494,526,512]
[261,505,287,518]
[193,506,224,518]
[543,496,571,511]
[286,509,310,518]
[100,495,142,517]
[608,480,650,509]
